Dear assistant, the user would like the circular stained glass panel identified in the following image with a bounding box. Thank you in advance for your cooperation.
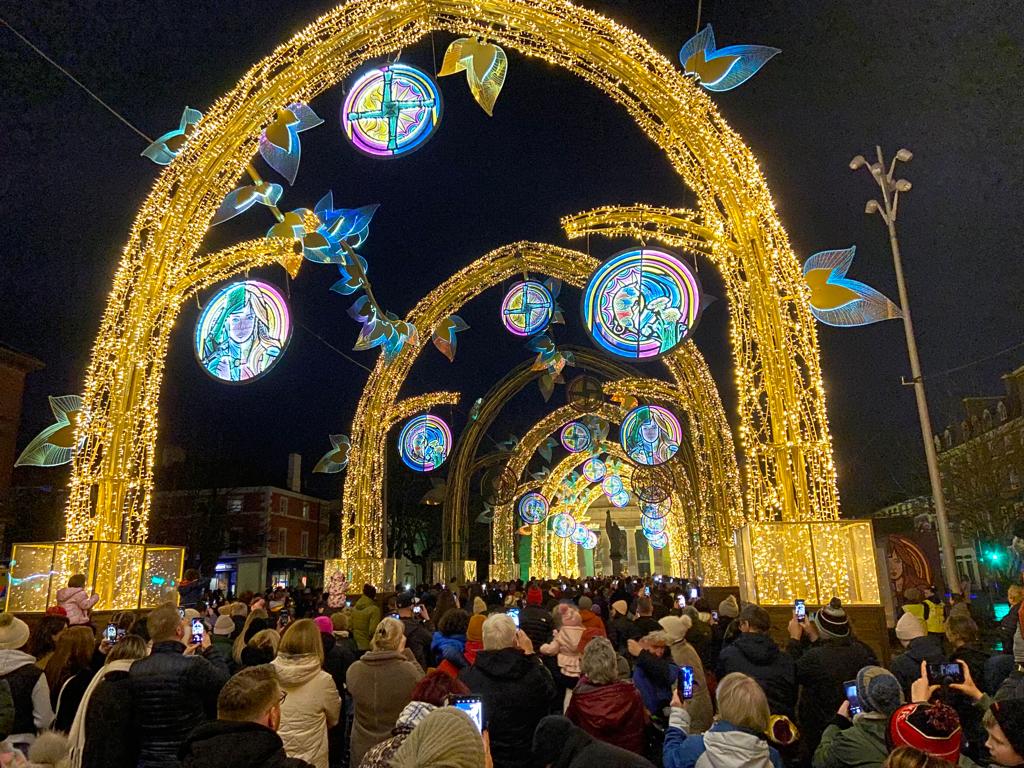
[602,474,624,497]
[582,457,606,483]
[620,404,682,466]
[642,500,670,520]
[342,63,442,158]
[551,512,577,538]
[630,464,672,503]
[581,247,703,360]
[398,414,452,471]
[641,514,667,535]
[501,280,553,337]
[582,529,599,550]
[195,280,291,384]
[610,489,630,508]
[560,421,592,453]
[571,525,590,546]
[518,492,549,525]
[645,530,669,549]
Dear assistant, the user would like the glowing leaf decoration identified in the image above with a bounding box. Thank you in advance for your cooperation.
[679,26,780,92]
[258,102,324,185]
[469,398,483,421]
[538,436,559,463]
[803,246,902,327]
[211,181,282,226]
[313,434,351,473]
[315,193,379,252]
[438,37,508,116]
[432,315,470,362]
[330,254,369,296]
[610,392,639,411]
[496,435,518,451]
[15,396,84,467]
[141,107,202,165]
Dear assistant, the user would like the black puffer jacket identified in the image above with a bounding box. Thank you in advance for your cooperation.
[891,635,944,698]
[716,632,797,718]
[520,605,554,651]
[179,720,313,768]
[533,715,655,768]
[399,616,434,671]
[128,641,230,768]
[458,649,558,768]
[607,616,641,656]
[81,669,137,768]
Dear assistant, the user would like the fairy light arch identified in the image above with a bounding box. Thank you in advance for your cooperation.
[66,0,838,587]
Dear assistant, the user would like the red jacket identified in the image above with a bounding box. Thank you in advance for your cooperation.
[579,610,607,637]
[565,679,648,756]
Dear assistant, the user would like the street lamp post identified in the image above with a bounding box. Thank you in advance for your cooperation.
[850,146,961,595]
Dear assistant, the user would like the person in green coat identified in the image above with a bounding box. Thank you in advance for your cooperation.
[351,585,383,652]
[812,666,904,768]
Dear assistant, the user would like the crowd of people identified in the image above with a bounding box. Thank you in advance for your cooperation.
[0,569,1021,768]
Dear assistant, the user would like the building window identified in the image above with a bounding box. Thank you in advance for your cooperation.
[227,497,242,514]
[1010,469,1020,491]
[278,496,288,516]
[300,531,309,557]
[277,528,287,555]
[998,402,1008,422]
[228,528,242,552]
[302,502,310,520]
[983,410,993,431]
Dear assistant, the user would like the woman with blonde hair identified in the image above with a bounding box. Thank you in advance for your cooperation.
[231,607,269,665]
[882,746,954,768]
[241,628,280,668]
[346,617,424,766]
[272,619,341,768]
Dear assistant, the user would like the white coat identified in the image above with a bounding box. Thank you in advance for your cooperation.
[272,653,341,768]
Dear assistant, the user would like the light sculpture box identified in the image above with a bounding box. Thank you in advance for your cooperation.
[735,520,880,606]
[5,541,184,613]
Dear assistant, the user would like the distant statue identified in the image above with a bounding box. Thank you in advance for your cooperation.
[606,509,627,576]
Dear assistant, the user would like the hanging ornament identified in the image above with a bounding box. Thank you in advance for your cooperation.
[398,414,452,471]
[803,246,901,327]
[141,107,202,165]
[559,421,592,453]
[501,280,553,337]
[14,396,85,467]
[438,37,508,116]
[258,102,324,185]
[518,492,550,525]
[642,500,670,520]
[610,489,630,508]
[641,514,668,535]
[630,464,672,503]
[582,457,606,483]
[602,474,624,498]
[620,404,682,466]
[679,25,780,93]
[551,512,577,538]
[342,63,442,158]
[645,530,670,550]
[566,374,604,409]
[432,315,470,362]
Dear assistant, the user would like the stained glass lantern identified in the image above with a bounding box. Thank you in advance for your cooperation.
[571,525,591,546]
[500,280,553,337]
[582,457,606,483]
[610,489,630,508]
[620,404,682,466]
[642,500,670,520]
[582,529,599,550]
[398,414,452,471]
[641,514,667,535]
[551,512,577,538]
[342,63,442,158]
[518,492,549,525]
[630,464,671,504]
[602,474,624,497]
[645,530,669,549]
[560,421,592,453]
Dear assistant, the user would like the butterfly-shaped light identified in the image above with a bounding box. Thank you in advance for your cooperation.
[313,434,351,473]
[679,25,780,92]
[259,103,324,185]
[439,37,509,116]
[15,396,85,467]
[141,107,202,165]
[432,315,470,362]
[803,246,902,327]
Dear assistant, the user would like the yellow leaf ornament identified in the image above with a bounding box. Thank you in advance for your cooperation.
[439,38,508,116]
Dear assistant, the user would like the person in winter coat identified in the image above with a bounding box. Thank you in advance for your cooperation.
[534,715,655,768]
[350,585,382,652]
[459,614,559,768]
[395,593,434,670]
[346,617,424,766]
[178,664,314,768]
[607,600,642,656]
[663,672,783,768]
[520,587,554,651]
[565,637,647,755]
[629,632,677,720]
[210,616,236,671]
[232,608,271,667]
[659,616,712,733]
[242,629,281,668]
[177,569,205,610]
[272,620,341,768]
[127,604,230,768]
[812,666,905,768]
[716,604,797,719]
[391,707,490,768]
[55,576,99,627]
[465,614,485,666]
[44,626,97,732]
[577,597,606,636]
[998,585,1022,656]
[944,613,991,764]
[891,614,944,699]
[26,615,69,673]
[541,604,585,694]
[67,634,147,768]
[788,598,878,762]
[0,613,54,751]
[431,609,470,676]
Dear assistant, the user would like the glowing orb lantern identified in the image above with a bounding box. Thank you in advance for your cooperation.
[641,514,667,535]
[571,525,593,547]
[560,421,592,453]
[583,529,599,550]
[620,405,682,466]
[582,457,606,483]
[645,530,669,549]
[610,489,630,508]
[500,280,553,337]
[398,414,452,471]
[195,280,291,383]
[582,247,703,360]
[551,512,577,538]
[342,63,442,158]
[602,474,624,497]
[518,492,550,525]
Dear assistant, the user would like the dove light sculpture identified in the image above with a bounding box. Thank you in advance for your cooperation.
[15,396,85,467]
[314,434,352,474]
[679,26,780,92]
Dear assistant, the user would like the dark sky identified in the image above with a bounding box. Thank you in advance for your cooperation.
[2,0,1023,516]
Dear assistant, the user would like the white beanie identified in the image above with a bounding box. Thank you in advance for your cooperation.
[895,612,927,642]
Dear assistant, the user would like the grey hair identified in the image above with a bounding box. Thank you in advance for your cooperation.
[716,672,770,733]
[482,613,517,650]
[580,637,619,685]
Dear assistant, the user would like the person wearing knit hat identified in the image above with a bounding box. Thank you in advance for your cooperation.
[211,614,237,661]
[891,614,944,700]
[887,701,963,764]
[812,666,904,768]
[541,604,585,696]
[576,595,606,637]
[472,596,487,616]
[611,600,629,618]
[658,614,714,733]
[465,614,485,665]
[718,594,740,620]
[814,597,851,639]
[985,699,1024,767]
[390,707,486,768]
[0,612,54,748]
[606,600,641,658]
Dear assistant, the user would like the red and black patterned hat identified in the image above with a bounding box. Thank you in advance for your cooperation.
[887,702,962,763]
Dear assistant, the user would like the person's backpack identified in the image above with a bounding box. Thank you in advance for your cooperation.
[0,680,14,741]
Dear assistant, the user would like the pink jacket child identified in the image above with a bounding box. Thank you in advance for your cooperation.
[55,575,98,626]
[541,604,585,678]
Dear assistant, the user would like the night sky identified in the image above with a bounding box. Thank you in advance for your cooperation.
[2,1,1023,516]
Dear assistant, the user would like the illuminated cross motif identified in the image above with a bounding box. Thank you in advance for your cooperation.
[500,280,553,336]
[343,64,442,158]
[560,421,592,453]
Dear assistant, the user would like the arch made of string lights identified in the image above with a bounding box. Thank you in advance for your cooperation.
[67,0,838,581]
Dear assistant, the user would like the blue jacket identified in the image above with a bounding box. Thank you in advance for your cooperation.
[664,715,783,768]
[431,632,468,669]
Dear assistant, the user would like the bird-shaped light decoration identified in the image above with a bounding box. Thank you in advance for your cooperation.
[258,103,324,185]
[211,180,283,225]
[141,107,202,165]
[803,246,901,327]
[679,26,780,92]
[439,37,508,116]
[15,396,85,467]
[432,315,470,362]
[313,434,351,473]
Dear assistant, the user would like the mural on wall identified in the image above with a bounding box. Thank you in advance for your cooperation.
[885,533,935,606]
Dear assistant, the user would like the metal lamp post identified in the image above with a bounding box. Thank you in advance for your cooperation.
[850,146,961,594]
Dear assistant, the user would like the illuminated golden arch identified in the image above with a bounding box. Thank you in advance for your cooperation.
[67,0,838,583]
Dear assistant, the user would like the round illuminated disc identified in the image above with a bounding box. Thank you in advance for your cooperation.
[583,529,599,550]
[630,464,671,503]
[398,414,451,471]
[566,375,604,407]
[641,514,667,535]
[560,421,592,453]
[571,525,590,546]
[195,280,291,384]
[518,492,550,525]
[342,63,442,158]
[581,247,703,360]
[621,405,682,466]
[645,530,669,549]
[610,489,630,508]
[582,457,606,483]
[642,500,670,520]
[551,512,577,538]
[602,474,624,497]
[501,280,553,337]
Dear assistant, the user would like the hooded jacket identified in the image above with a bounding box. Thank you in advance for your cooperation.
[667,640,713,733]
[533,715,654,768]
[431,632,468,670]
[349,596,382,652]
[716,633,797,719]
[345,649,423,767]
[541,625,585,678]
[178,719,314,768]
[55,587,99,627]
[663,710,784,768]
[272,653,340,768]
[578,610,607,637]
[811,713,888,768]
[519,605,554,651]
[458,649,558,768]
[0,649,53,743]
[890,635,944,699]
[565,679,648,755]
